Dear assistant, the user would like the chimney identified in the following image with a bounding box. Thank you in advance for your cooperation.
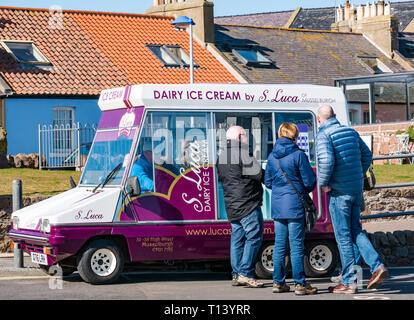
[331,1,398,56]
[147,0,215,44]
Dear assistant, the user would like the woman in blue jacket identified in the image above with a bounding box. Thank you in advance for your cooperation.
[265,123,317,295]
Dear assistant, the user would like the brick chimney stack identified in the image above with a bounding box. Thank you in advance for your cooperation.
[332,1,398,57]
[147,0,215,44]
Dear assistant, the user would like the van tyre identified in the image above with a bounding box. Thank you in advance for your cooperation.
[77,239,124,285]
[304,240,339,277]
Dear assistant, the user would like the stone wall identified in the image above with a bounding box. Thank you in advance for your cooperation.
[0,195,51,253]
[353,122,414,164]
[367,230,414,267]
[1,153,47,169]
[362,187,414,266]
[363,188,414,214]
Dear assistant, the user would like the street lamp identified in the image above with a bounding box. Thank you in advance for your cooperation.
[171,16,195,84]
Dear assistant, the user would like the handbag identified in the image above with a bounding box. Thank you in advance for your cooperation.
[276,158,318,232]
[363,166,376,191]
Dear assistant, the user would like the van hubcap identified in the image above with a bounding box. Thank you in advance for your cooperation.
[91,249,117,276]
[309,245,332,271]
[261,245,274,272]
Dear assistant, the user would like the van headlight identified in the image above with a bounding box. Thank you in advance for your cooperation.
[12,216,19,230]
[41,219,51,233]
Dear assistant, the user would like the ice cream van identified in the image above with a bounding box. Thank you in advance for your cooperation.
[8,83,348,284]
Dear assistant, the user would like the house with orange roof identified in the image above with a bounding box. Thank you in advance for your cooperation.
[0,6,239,160]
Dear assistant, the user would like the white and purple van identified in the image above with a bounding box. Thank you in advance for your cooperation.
[9,83,348,284]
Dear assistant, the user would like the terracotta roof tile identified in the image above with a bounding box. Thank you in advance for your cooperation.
[0,7,238,96]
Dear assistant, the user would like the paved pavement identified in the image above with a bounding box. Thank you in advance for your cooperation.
[0,253,413,301]
[361,216,414,233]
[0,218,412,306]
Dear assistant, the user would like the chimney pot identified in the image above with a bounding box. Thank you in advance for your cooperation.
[370,2,377,17]
[377,0,384,15]
[364,3,370,17]
[337,6,344,22]
[384,1,391,15]
[344,2,351,20]
[357,5,364,20]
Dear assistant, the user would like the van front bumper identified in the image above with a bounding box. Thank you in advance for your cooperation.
[8,229,66,266]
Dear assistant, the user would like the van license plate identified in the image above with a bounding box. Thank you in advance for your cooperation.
[31,252,48,265]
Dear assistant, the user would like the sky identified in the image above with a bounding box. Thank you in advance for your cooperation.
[0,0,413,17]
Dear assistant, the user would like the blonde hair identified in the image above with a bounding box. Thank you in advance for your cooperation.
[278,123,299,141]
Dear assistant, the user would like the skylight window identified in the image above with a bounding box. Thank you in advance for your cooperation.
[1,40,52,65]
[147,44,199,68]
[357,55,392,74]
[232,48,273,66]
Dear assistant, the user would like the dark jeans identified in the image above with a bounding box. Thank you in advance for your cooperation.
[230,207,264,278]
[329,191,383,285]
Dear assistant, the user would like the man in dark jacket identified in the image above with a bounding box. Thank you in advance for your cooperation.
[217,126,264,288]
[316,105,388,294]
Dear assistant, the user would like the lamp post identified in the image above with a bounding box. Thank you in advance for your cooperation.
[171,16,195,84]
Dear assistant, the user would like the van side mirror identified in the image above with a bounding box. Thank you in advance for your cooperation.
[127,176,140,196]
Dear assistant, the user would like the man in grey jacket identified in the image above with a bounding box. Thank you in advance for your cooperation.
[315,105,388,294]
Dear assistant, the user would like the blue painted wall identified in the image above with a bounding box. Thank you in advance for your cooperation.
[5,97,101,155]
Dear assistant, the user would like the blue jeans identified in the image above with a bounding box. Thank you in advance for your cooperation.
[273,218,306,286]
[329,191,383,285]
[230,207,264,278]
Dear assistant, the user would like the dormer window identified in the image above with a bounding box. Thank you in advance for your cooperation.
[232,48,273,66]
[146,44,199,68]
[0,40,52,65]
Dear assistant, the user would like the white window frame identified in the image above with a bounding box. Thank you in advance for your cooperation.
[0,40,52,65]
[146,44,199,68]
[52,107,75,156]
[0,99,5,128]
[232,48,273,66]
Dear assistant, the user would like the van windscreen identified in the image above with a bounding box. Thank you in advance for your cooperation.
[80,129,135,186]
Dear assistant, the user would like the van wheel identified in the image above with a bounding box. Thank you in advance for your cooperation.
[77,239,124,285]
[304,240,339,277]
[255,242,290,279]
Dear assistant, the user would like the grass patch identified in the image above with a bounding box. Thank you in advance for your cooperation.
[372,164,414,185]
[0,168,82,196]
[0,165,412,196]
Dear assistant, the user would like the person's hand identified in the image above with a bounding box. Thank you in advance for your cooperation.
[321,186,332,193]
[154,155,167,165]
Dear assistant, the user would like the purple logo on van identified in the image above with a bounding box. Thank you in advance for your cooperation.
[75,210,104,221]
[118,110,136,138]
[179,140,212,213]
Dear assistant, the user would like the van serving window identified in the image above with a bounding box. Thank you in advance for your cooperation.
[274,112,316,165]
[146,44,199,68]
[0,40,52,65]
